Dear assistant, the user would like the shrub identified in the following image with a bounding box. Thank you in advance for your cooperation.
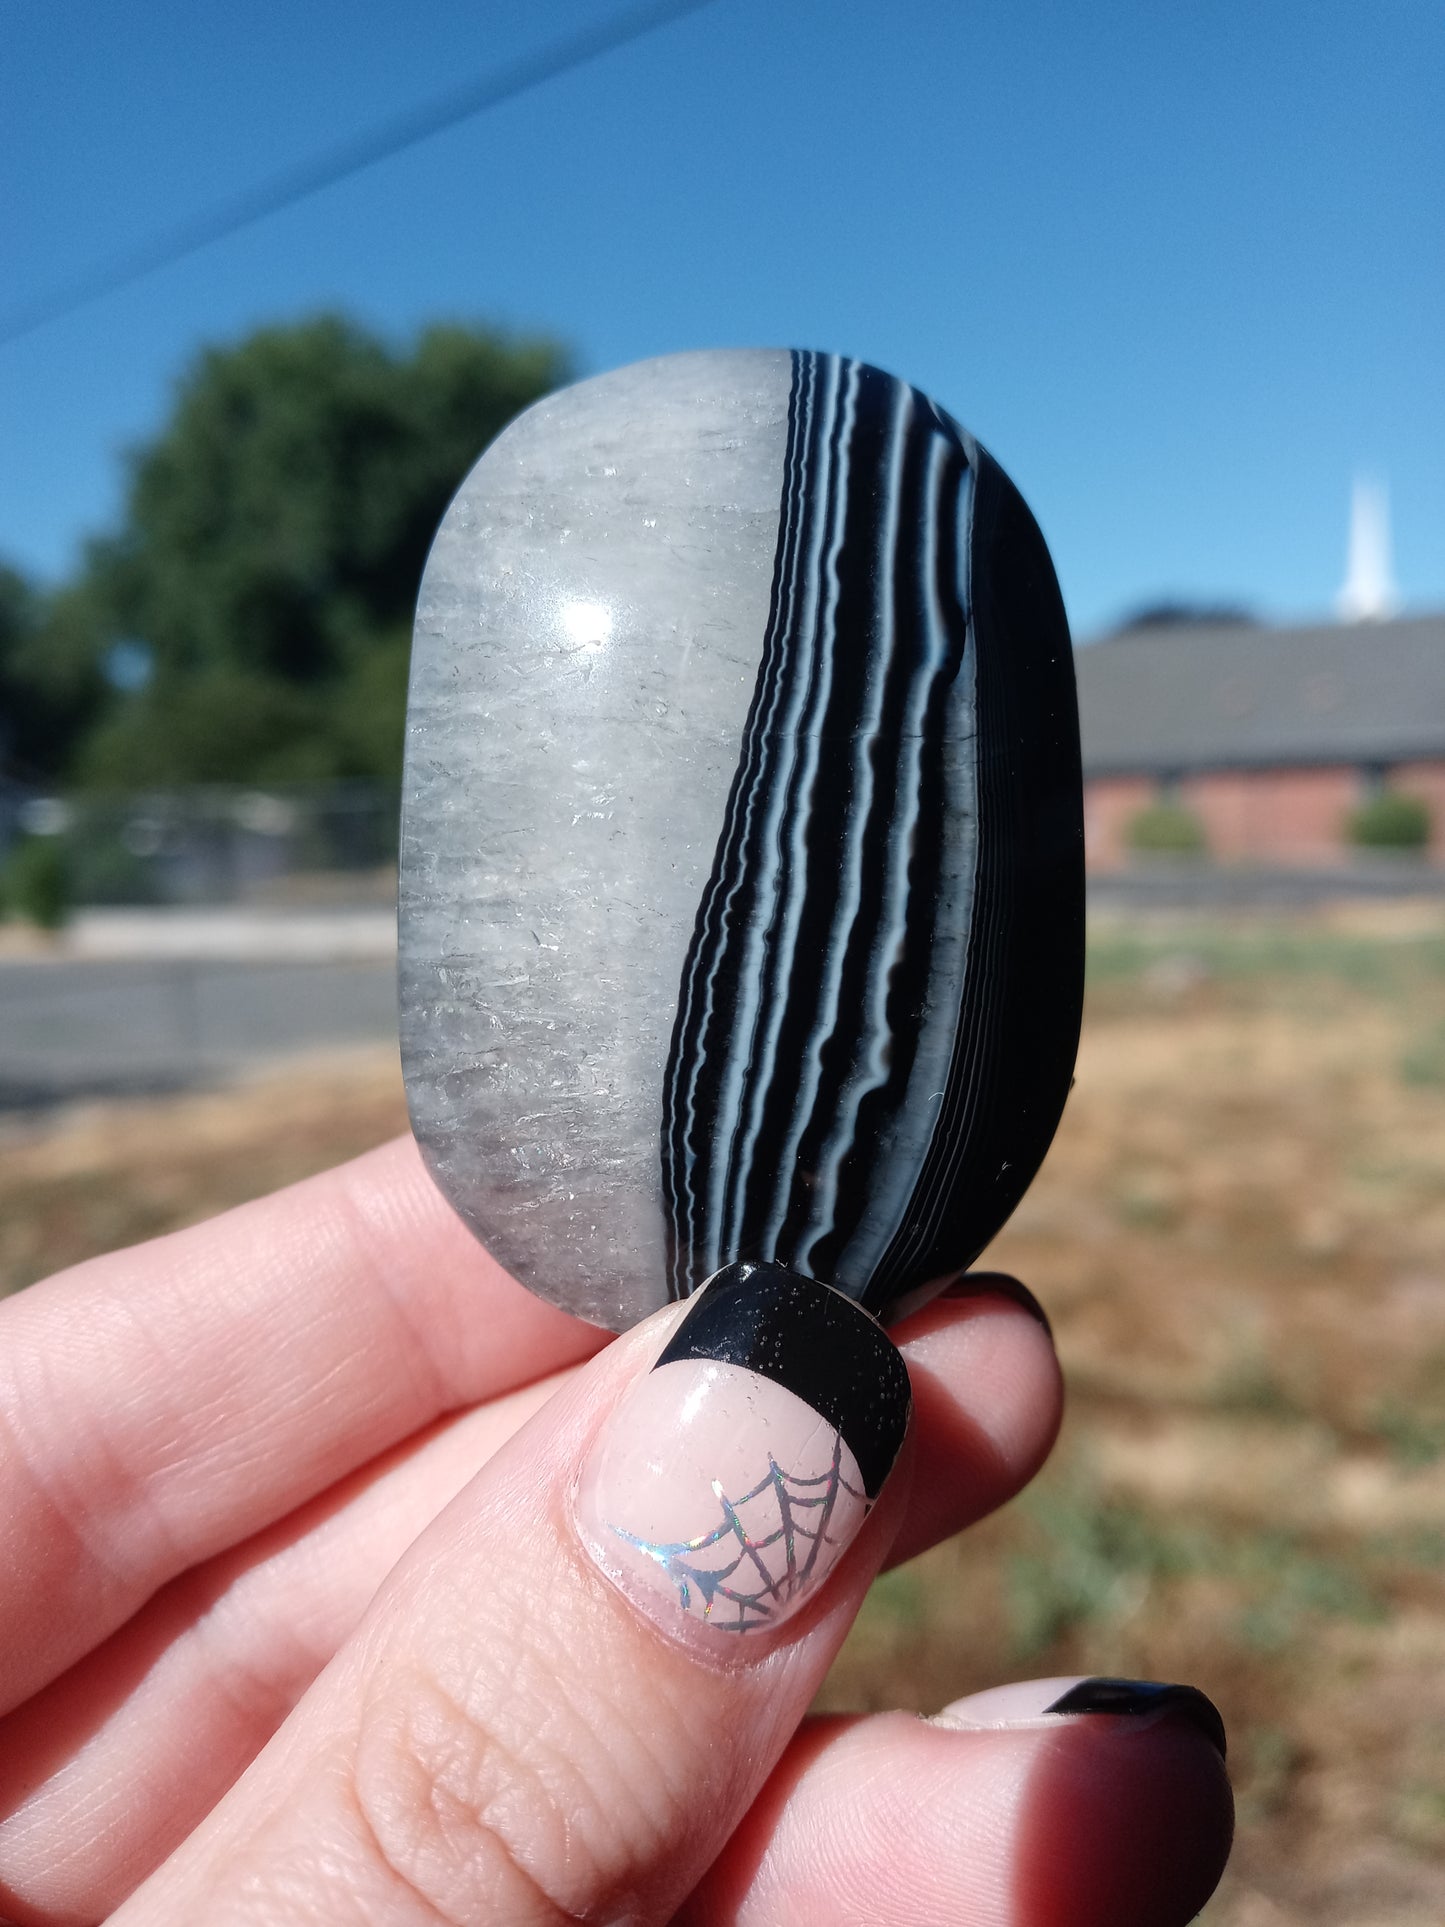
[1125,800,1208,856]
[1347,790,1432,852]
[67,827,161,906]
[1,835,73,929]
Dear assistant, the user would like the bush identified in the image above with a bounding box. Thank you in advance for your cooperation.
[1126,800,1208,857]
[1,835,73,928]
[1347,790,1432,852]
[67,827,162,906]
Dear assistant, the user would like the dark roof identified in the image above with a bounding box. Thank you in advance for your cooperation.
[1075,615,1445,777]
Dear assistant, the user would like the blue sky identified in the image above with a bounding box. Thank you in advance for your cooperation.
[1,0,1440,637]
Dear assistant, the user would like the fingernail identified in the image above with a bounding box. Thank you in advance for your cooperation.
[943,1271,1052,1338]
[576,1262,911,1641]
[1045,1678,1228,1758]
[932,1675,1227,1759]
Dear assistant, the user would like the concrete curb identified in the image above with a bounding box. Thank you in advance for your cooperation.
[0,906,398,965]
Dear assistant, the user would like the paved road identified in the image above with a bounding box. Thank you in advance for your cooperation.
[1090,863,1445,909]
[0,956,399,1109]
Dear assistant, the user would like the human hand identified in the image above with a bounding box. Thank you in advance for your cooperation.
[0,1138,1231,1923]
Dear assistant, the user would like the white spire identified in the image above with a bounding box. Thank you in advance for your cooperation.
[1336,474,1400,622]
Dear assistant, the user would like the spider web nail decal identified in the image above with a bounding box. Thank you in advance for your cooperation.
[607,1430,867,1632]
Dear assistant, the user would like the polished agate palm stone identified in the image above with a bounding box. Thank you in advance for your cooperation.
[400,349,1083,1330]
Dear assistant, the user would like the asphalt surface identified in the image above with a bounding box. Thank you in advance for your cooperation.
[5,870,1440,1111]
[1089,863,1445,909]
[0,956,399,1109]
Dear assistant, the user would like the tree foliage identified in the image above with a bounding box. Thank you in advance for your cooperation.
[0,563,110,782]
[10,316,569,787]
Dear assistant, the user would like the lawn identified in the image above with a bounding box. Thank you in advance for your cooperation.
[4,906,1444,1923]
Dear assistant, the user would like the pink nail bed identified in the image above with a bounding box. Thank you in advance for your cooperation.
[576,1262,910,1640]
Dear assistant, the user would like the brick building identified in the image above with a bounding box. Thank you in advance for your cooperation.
[1075,614,1445,871]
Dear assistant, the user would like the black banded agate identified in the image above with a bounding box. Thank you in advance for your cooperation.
[400,349,1083,1331]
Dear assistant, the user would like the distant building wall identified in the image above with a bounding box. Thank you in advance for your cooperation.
[1083,776,1158,872]
[1074,612,1445,874]
[1083,761,1445,871]
[1180,766,1362,865]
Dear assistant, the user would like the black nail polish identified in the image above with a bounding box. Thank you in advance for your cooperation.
[578,1262,913,1637]
[1045,1678,1227,1760]
[943,1270,1052,1338]
[658,1262,912,1500]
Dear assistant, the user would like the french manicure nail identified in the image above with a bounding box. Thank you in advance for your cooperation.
[576,1262,911,1641]
[933,1675,1227,1760]
[1045,1677,1227,1758]
[942,1271,1052,1337]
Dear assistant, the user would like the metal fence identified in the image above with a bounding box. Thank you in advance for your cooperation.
[4,782,400,907]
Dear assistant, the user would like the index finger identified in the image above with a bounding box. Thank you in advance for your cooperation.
[0,1136,604,1713]
[116,1267,919,1923]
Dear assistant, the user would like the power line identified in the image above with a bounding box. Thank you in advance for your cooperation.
[0,0,721,349]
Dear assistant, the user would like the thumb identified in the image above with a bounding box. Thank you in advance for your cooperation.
[117,1264,913,1924]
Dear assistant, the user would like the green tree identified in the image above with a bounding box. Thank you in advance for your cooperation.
[65,316,569,786]
[0,563,110,781]
[0,563,41,777]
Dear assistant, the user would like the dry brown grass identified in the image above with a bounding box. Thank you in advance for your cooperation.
[0,1047,409,1295]
[826,908,1445,1925]
[4,910,1445,1921]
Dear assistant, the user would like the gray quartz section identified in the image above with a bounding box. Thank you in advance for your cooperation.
[400,350,793,1327]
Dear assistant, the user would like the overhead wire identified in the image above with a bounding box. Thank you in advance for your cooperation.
[0,0,721,348]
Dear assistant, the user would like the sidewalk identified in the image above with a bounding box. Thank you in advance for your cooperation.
[0,904,398,965]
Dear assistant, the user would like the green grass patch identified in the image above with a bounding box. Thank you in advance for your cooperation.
[862,1564,928,1629]
[1209,1357,1312,1422]
[1006,1479,1384,1657]
[1368,1396,1445,1469]
[1086,919,1445,997]
[1006,1485,1210,1655]
[1233,1533,1385,1651]
[1400,1020,1445,1086]
[1365,1527,1445,1568]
